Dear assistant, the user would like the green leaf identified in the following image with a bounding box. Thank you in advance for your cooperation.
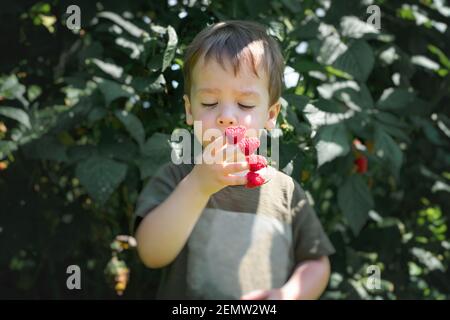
[114,110,145,147]
[131,74,166,93]
[162,26,178,72]
[374,111,411,142]
[374,128,403,178]
[0,140,18,160]
[314,99,346,113]
[314,123,350,167]
[291,19,319,40]
[428,44,450,69]
[141,132,172,156]
[95,77,134,106]
[0,75,26,101]
[67,145,97,163]
[99,136,138,162]
[374,111,408,129]
[340,16,379,39]
[284,94,309,112]
[293,59,325,73]
[333,40,374,82]
[97,11,148,38]
[90,58,124,79]
[22,136,68,162]
[75,155,128,205]
[87,107,107,123]
[411,55,440,71]
[338,175,374,235]
[279,140,300,171]
[317,81,373,110]
[27,85,42,101]
[376,122,411,144]
[281,0,302,13]
[312,34,348,65]
[376,88,416,110]
[0,106,31,129]
[139,133,172,178]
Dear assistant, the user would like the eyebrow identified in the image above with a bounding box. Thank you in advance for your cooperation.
[196,88,260,97]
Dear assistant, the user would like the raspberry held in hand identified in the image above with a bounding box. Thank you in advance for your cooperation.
[246,155,267,172]
[246,171,265,188]
[238,137,260,156]
[225,126,246,144]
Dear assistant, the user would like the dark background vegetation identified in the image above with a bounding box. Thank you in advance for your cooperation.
[0,0,449,299]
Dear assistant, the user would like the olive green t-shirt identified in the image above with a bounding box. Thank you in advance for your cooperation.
[133,162,335,300]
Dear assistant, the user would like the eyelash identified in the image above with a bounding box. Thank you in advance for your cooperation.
[201,103,255,109]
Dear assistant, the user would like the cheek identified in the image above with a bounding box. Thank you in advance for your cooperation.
[192,109,216,129]
[242,114,253,127]
[241,109,268,128]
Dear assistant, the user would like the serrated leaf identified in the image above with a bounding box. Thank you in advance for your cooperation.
[315,123,350,167]
[139,133,172,178]
[131,74,166,93]
[284,94,309,112]
[314,99,346,113]
[374,128,403,178]
[338,175,374,235]
[75,155,127,205]
[22,136,68,162]
[95,77,134,106]
[377,88,416,110]
[333,40,374,81]
[114,110,145,147]
[313,33,348,65]
[291,19,319,40]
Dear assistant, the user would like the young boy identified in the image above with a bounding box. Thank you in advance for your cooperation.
[134,20,335,300]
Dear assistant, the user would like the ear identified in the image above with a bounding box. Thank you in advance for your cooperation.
[265,101,281,130]
[183,94,194,126]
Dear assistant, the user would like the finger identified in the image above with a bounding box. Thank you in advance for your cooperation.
[223,161,248,174]
[203,135,225,164]
[240,290,270,300]
[222,174,247,186]
[224,144,247,163]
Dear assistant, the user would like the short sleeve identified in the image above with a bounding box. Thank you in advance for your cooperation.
[291,181,335,263]
[132,162,189,234]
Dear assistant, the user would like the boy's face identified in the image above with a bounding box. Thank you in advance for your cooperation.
[183,55,280,145]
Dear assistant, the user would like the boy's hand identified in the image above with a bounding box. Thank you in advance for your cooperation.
[240,288,290,300]
[189,135,249,196]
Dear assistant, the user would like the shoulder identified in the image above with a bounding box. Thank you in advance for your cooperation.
[149,161,195,184]
[269,167,304,196]
[258,167,308,215]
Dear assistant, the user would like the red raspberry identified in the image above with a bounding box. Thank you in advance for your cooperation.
[238,137,260,156]
[246,155,267,172]
[354,156,368,174]
[245,171,265,188]
[225,126,246,144]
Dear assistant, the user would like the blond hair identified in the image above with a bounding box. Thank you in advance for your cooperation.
[183,20,285,106]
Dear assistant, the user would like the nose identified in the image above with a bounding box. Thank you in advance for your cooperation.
[217,110,236,126]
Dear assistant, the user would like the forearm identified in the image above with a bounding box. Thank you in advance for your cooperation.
[282,256,331,300]
[136,171,210,268]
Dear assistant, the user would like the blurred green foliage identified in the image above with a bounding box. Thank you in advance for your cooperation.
[0,0,449,299]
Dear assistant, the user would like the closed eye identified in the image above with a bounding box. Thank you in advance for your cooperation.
[201,102,217,107]
[238,103,255,109]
